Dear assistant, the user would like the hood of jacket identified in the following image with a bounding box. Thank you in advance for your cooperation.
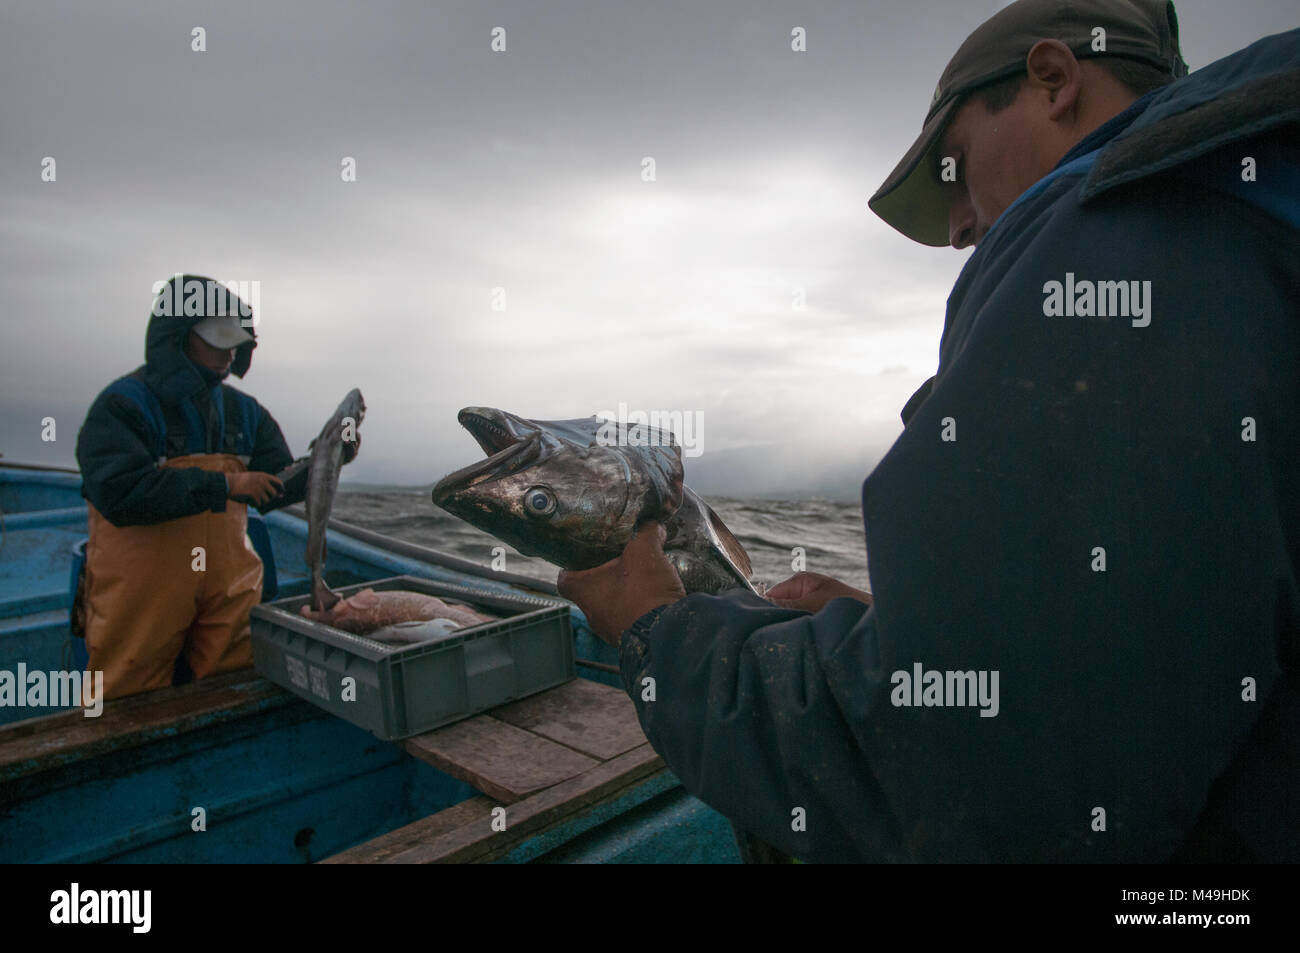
[141,274,257,402]
[1082,26,1300,201]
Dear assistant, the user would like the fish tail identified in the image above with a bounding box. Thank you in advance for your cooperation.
[311,571,340,613]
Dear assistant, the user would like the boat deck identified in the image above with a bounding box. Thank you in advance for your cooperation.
[326,677,672,863]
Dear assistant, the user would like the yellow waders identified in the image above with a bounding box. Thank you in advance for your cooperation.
[83,453,263,700]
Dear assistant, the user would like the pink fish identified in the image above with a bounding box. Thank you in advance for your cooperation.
[299,588,496,634]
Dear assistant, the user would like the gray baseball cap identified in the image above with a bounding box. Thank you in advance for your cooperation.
[192,313,255,350]
[869,0,1188,246]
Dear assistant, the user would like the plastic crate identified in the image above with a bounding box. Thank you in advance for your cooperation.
[251,575,574,740]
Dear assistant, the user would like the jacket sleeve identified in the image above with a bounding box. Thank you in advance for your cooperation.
[617,176,1297,863]
[246,403,308,512]
[76,390,229,526]
[620,594,886,862]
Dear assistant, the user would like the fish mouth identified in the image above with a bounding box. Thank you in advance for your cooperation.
[432,417,543,505]
[456,407,538,456]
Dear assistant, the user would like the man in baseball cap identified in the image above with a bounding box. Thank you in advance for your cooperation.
[870,0,1188,246]
[557,1,1300,864]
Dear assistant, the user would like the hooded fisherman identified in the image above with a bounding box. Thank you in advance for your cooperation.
[75,275,357,700]
[558,2,1300,862]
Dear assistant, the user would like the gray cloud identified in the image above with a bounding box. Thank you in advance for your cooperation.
[3,0,1294,496]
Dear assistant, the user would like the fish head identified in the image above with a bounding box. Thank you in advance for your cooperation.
[432,407,685,570]
[341,388,366,427]
[454,406,606,454]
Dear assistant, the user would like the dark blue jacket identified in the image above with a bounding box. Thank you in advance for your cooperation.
[619,29,1300,862]
[76,290,306,527]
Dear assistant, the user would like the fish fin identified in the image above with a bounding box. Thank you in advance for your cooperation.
[704,501,753,579]
[666,470,685,513]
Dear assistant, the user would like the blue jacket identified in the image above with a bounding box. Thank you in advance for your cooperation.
[619,29,1300,862]
[76,292,306,527]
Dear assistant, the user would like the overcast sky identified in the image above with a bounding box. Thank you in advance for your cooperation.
[2,0,1294,497]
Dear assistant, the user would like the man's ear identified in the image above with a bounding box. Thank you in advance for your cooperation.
[1024,39,1081,122]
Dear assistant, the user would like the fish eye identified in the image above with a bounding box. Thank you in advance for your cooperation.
[523,485,557,518]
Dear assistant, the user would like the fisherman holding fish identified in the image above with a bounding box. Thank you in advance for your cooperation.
[75,275,358,700]
[556,1,1300,862]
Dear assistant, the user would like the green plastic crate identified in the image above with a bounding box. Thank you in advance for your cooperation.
[251,575,574,740]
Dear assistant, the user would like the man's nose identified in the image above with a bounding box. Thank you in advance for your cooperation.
[949,196,977,249]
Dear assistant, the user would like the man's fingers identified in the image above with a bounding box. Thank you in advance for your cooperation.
[767,577,800,599]
[628,521,668,553]
[556,570,579,601]
[768,572,815,600]
[557,559,615,602]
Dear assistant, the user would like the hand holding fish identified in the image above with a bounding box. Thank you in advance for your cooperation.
[767,572,871,613]
[227,471,284,506]
[556,523,687,645]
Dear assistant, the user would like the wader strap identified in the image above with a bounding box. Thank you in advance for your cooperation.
[221,387,250,461]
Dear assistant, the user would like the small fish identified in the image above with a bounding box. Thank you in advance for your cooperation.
[299,587,497,634]
[431,407,754,594]
[304,389,365,612]
[365,618,462,646]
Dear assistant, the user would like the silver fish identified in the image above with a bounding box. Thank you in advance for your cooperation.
[365,618,463,646]
[431,407,754,594]
[304,388,365,611]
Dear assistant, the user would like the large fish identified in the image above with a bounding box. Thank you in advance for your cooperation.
[431,407,755,594]
[304,388,365,611]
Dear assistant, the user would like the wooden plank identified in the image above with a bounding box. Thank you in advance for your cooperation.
[489,677,645,762]
[402,715,598,803]
[0,669,296,781]
[319,795,498,864]
[381,743,665,864]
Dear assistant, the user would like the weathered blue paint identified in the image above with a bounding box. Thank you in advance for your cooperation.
[4,507,90,530]
[0,470,85,513]
[497,772,741,864]
[497,770,680,863]
[536,788,743,863]
[3,704,480,863]
[0,465,740,863]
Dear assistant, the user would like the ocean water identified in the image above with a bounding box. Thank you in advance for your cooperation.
[331,488,870,591]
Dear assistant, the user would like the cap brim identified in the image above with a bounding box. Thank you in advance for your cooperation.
[869,96,958,247]
[192,317,255,350]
